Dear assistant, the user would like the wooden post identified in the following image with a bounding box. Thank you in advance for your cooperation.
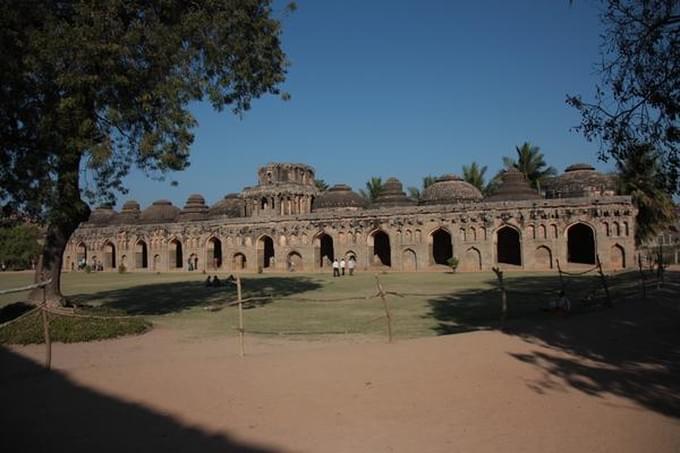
[656,244,664,289]
[375,276,392,343]
[41,282,51,370]
[555,259,567,296]
[596,255,612,307]
[638,254,646,301]
[236,275,245,357]
[492,267,507,323]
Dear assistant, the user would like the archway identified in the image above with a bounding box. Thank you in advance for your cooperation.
[188,253,199,271]
[611,244,625,270]
[76,243,87,269]
[104,242,116,270]
[136,240,148,269]
[315,233,334,269]
[535,246,553,269]
[287,251,303,271]
[233,253,247,270]
[567,223,596,265]
[496,226,521,266]
[257,235,275,269]
[430,228,453,265]
[370,230,391,267]
[207,237,222,269]
[152,254,160,271]
[402,249,417,271]
[169,239,183,269]
[463,247,482,271]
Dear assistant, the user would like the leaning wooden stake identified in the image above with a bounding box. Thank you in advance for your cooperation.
[41,283,51,370]
[638,254,646,301]
[555,259,567,297]
[375,276,392,343]
[656,244,665,289]
[236,275,245,357]
[492,267,507,323]
[596,255,612,307]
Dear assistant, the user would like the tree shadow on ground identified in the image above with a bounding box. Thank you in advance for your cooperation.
[0,347,276,452]
[69,276,322,315]
[426,270,680,419]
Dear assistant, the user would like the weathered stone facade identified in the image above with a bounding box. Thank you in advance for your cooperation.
[63,162,637,273]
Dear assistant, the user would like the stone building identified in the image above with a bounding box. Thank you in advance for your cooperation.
[63,162,637,273]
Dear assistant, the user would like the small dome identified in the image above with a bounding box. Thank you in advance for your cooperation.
[87,205,118,225]
[372,177,416,208]
[178,193,208,221]
[121,200,141,213]
[139,200,180,223]
[421,174,483,205]
[113,200,141,224]
[209,193,243,218]
[313,184,367,211]
[485,168,541,202]
[543,163,617,199]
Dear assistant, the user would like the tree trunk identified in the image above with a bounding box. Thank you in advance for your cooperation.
[29,153,89,307]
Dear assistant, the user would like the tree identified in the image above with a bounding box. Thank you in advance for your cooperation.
[616,143,676,245]
[502,142,557,190]
[0,223,42,270]
[566,0,680,194]
[0,1,290,305]
[359,177,384,202]
[407,175,436,201]
[462,162,488,193]
[314,179,329,192]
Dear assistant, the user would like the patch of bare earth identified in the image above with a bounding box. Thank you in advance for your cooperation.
[2,299,679,453]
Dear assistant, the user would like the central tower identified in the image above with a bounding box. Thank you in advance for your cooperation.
[242,163,319,217]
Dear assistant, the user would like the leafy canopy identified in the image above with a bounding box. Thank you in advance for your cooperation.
[502,142,557,190]
[359,177,385,202]
[462,162,488,193]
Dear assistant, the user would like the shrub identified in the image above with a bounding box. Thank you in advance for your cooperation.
[446,257,459,273]
[118,264,127,273]
[84,264,92,273]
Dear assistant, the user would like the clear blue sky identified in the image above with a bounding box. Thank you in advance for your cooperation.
[119,0,608,210]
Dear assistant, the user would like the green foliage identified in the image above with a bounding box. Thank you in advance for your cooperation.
[502,142,557,190]
[462,163,488,193]
[567,0,680,194]
[314,179,329,192]
[446,256,459,272]
[359,177,384,202]
[616,144,677,245]
[0,223,41,270]
[118,264,127,274]
[407,175,435,202]
[0,304,151,345]
[84,265,92,274]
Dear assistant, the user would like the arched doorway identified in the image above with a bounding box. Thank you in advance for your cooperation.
[536,246,553,269]
[104,242,116,270]
[370,230,391,267]
[257,235,275,269]
[169,239,183,269]
[402,249,417,271]
[207,237,222,270]
[188,253,199,271]
[611,244,625,270]
[463,247,482,271]
[287,251,303,271]
[567,223,596,265]
[76,243,87,269]
[496,226,521,266]
[136,240,148,269]
[233,253,247,270]
[152,254,160,271]
[314,233,334,269]
[430,228,453,265]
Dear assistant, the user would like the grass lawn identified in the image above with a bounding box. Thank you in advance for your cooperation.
[0,268,670,341]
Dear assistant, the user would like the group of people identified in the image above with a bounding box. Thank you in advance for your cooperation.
[205,274,236,287]
[332,257,355,277]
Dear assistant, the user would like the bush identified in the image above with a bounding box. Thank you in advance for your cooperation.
[446,257,459,273]
[84,264,92,273]
[118,263,127,273]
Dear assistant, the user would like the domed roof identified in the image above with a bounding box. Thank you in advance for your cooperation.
[312,184,367,211]
[421,174,483,205]
[209,193,243,218]
[372,177,417,208]
[485,168,541,202]
[87,205,118,225]
[139,200,180,223]
[177,193,208,221]
[543,163,617,199]
[112,200,141,224]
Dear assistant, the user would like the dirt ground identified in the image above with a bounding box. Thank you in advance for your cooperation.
[2,296,679,453]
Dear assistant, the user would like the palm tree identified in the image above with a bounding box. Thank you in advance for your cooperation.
[503,142,557,190]
[407,175,436,201]
[616,144,676,245]
[359,177,384,202]
[314,179,329,192]
[462,162,487,193]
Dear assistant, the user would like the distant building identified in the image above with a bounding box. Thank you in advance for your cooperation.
[63,162,637,273]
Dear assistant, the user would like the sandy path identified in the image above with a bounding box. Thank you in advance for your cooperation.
[2,304,680,453]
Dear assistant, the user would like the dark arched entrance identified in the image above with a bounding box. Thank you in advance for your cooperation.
[316,233,334,268]
[497,226,521,265]
[136,240,148,269]
[169,239,183,269]
[208,237,222,269]
[372,230,391,267]
[431,228,453,265]
[258,235,275,269]
[567,223,596,264]
[104,242,116,269]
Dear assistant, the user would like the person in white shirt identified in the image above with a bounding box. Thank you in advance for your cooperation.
[332,258,340,277]
[340,258,346,276]
[348,257,356,276]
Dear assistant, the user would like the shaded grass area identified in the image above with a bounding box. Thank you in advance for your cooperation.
[0,304,151,345]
